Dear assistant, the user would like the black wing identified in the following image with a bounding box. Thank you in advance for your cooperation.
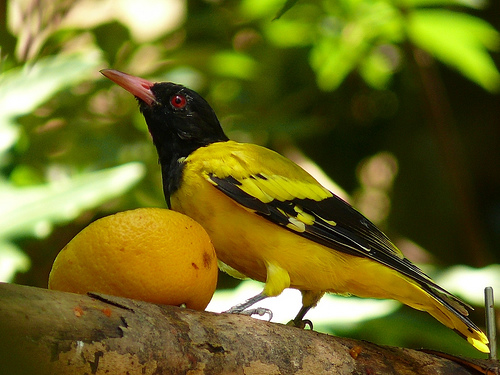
[208,172,470,313]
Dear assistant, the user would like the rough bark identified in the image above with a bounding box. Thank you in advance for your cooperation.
[0,282,497,374]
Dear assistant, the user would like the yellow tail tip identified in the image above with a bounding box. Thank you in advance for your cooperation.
[468,337,490,354]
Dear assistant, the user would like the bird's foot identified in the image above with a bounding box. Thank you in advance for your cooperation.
[238,307,273,321]
[286,318,313,330]
[226,306,273,321]
[224,292,273,320]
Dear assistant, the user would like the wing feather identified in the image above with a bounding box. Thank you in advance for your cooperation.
[207,171,461,300]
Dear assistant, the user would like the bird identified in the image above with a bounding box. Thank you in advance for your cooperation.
[101,68,489,353]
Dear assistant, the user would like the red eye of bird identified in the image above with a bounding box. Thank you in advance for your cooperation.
[171,94,187,109]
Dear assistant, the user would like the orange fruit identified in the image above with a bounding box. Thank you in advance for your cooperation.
[49,208,218,310]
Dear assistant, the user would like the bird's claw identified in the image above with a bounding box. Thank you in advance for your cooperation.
[242,307,273,321]
[287,318,313,330]
[226,307,273,321]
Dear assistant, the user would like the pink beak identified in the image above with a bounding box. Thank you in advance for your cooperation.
[101,69,157,106]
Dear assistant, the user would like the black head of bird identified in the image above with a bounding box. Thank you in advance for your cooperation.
[101,69,228,164]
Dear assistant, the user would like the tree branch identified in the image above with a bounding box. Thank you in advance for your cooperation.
[0,282,496,374]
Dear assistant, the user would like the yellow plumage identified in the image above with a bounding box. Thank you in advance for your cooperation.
[172,141,488,353]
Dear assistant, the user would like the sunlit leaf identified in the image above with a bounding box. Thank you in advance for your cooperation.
[60,0,186,43]
[162,66,205,92]
[209,51,258,80]
[0,52,101,121]
[0,52,101,152]
[407,10,500,91]
[0,241,31,283]
[240,0,283,19]
[310,35,367,91]
[309,0,403,91]
[0,162,145,240]
[265,19,315,47]
[359,48,395,88]
[0,122,17,155]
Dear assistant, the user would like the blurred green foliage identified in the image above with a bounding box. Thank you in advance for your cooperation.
[1,0,499,355]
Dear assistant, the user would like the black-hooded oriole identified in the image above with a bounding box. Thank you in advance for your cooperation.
[101,69,489,353]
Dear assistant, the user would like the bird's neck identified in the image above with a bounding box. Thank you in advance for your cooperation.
[146,119,229,207]
[152,137,191,208]
[160,155,184,208]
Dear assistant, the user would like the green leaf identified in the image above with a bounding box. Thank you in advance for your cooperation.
[240,0,283,19]
[0,52,101,153]
[209,51,258,80]
[359,47,397,88]
[407,10,500,91]
[274,0,300,20]
[265,19,315,47]
[310,40,352,90]
[0,162,145,240]
[309,0,403,90]
[0,241,31,282]
[310,33,370,90]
